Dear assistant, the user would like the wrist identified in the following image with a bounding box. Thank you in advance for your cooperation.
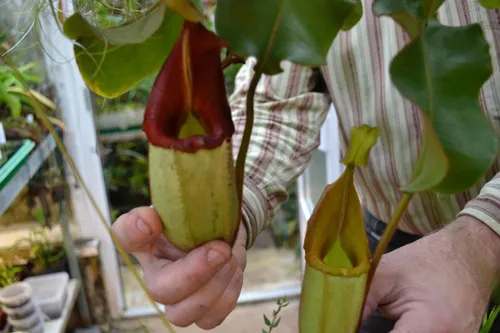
[444,216,500,292]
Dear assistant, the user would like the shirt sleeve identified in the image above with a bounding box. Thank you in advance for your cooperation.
[229,58,332,248]
[458,173,500,236]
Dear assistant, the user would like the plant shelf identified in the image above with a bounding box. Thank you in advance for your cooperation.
[0,140,36,188]
[0,134,56,216]
[43,279,80,333]
[99,127,146,143]
[0,280,80,333]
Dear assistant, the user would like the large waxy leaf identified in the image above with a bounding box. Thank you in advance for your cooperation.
[403,115,448,192]
[342,0,363,31]
[479,0,500,8]
[390,22,498,193]
[300,125,378,333]
[214,0,360,75]
[63,3,183,98]
[372,0,445,37]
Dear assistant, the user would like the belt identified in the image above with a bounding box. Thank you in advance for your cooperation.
[363,208,422,251]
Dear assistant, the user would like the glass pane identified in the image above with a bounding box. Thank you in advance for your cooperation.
[241,182,301,299]
[305,150,328,206]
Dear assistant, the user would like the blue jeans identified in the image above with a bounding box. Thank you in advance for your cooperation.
[360,209,500,333]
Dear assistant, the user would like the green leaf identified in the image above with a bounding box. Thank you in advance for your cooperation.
[63,3,183,98]
[264,314,271,326]
[480,306,500,333]
[402,115,448,192]
[341,0,363,31]
[215,0,359,75]
[273,317,281,328]
[372,0,445,37]
[479,0,500,9]
[391,22,498,194]
[262,329,267,333]
[5,95,22,118]
[0,84,22,118]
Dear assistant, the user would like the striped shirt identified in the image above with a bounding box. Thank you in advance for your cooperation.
[228,1,500,248]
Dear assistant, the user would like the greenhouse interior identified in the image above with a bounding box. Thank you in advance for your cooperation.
[0,0,500,333]
[0,0,340,332]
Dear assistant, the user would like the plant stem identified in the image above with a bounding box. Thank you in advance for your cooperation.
[1,54,176,333]
[221,52,245,70]
[367,192,413,286]
[267,307,282,333]
[355,193,413,332]
[234,0,285,209]
[234,68,262,207]
[265,297,289,333]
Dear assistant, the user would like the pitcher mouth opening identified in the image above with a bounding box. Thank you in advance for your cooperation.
[142,21,235,153]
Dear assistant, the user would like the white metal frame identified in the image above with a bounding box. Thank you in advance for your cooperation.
[38,4,125,318]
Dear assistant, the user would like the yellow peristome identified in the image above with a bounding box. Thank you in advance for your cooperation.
[149,141,239,251]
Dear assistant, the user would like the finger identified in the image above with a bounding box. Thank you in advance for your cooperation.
[164,258,238,327]
[112,207,163,254]
[144,240,232,305]
[195,266,244,330]
[151,234,187,261]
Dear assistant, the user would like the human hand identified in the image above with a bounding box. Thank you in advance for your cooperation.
[363,217,500,333]
[112,206,247,329]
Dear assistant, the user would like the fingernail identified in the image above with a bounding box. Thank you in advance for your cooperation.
[206,248,228,268]
[136,219,151,235]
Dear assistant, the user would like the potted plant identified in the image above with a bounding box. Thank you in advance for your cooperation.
[26,230,67,277]
[9,0,499,332]
[13,227,67,279]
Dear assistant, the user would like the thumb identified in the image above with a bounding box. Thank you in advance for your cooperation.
[112,206,164,253]
[389,311,438,333]
[362,258,397,320]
